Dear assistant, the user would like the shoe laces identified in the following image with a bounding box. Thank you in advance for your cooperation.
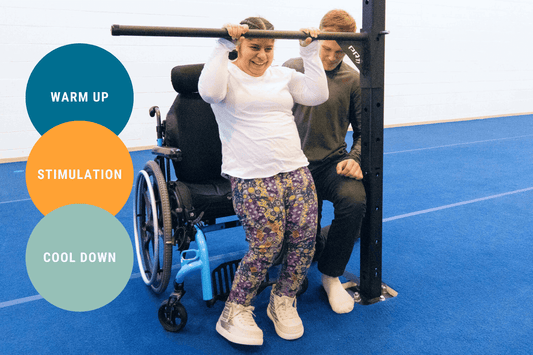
[232,305,257,327]
[275,296,298,320]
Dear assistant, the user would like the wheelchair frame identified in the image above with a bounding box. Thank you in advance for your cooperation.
[133,106,223,331]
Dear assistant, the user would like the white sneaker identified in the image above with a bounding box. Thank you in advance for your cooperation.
[216,302,263,346]
[267,292,304,340]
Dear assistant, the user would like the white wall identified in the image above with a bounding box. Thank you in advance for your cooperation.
[1,0,532,161]
[385,0,533,126]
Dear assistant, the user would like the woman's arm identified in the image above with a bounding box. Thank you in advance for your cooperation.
[199,24,248,104]
[288,39,329,106]
[198,39,235,104]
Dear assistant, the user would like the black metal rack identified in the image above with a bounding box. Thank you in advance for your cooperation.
[111,0,394,304]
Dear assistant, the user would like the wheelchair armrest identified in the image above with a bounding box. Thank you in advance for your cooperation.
[151,146,182,160]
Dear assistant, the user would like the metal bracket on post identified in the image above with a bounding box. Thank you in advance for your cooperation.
[338,40,365,73]
[343,271,397,305]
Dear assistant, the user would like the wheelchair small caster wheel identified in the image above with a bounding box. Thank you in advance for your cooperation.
[158,299,188,332]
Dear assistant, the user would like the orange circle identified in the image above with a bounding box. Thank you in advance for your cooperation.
[26,121,134,215]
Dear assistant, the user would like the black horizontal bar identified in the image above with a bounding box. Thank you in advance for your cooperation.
[110,25,368,41]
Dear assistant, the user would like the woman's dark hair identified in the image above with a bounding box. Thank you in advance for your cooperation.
[240,17,274,31]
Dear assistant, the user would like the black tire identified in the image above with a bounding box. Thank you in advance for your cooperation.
[134,160,173,294]
[158,299,188,332]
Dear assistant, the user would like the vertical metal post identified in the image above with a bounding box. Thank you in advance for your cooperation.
[359,0,386,302]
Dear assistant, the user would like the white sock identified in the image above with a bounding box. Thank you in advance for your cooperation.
[322,274,354,314]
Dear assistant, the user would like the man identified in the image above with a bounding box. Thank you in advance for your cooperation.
[283,9,366,314]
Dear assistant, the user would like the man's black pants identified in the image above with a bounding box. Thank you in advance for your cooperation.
[312,162,366,277]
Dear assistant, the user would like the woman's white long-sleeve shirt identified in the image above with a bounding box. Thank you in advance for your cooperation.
[198,39,328,179]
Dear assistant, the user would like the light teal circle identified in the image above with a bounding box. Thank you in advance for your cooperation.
[26,204,133,312]
[25,43,134,136]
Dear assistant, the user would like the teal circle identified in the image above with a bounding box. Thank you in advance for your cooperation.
[25,43,134,136]
[26,204,134,312]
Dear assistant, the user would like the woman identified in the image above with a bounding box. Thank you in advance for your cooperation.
[198,17,328,346]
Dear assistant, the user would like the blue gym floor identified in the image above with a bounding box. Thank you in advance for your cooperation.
[1,114,532,355]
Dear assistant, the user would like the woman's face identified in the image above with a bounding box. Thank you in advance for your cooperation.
[235,38,275,77]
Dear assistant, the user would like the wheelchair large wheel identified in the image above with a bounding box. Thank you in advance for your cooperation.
[133,160,173,294]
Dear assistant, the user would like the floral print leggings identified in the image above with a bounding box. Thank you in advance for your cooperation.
[227,167,318,306]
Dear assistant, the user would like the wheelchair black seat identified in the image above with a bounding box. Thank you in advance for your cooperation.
[170,178,234,223]
[166,64,222,181]
[164,63,234,221]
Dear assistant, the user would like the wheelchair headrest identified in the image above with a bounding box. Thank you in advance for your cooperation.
[171,64,205,94]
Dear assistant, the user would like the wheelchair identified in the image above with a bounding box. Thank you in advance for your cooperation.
[133,64,308,333]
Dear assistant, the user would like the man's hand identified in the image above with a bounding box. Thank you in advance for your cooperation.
[336,159,363,180]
